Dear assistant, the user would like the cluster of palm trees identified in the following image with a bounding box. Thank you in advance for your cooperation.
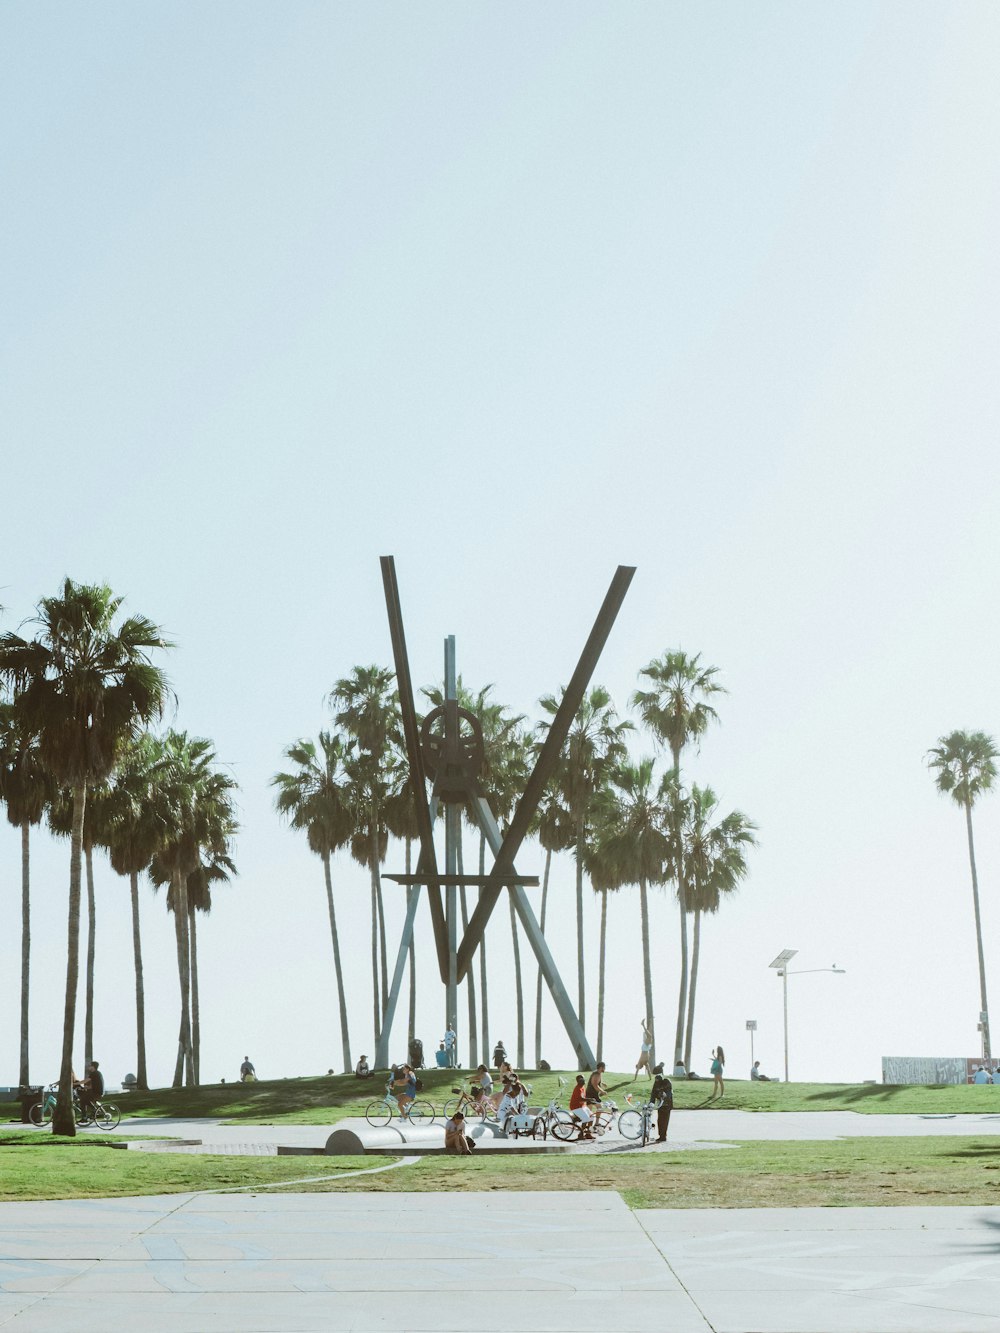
[0,580,238,1134]
[274,651,757,1074]
[928,729,999,1065]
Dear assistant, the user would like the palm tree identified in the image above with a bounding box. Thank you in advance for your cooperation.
[0,580,170,1134]
[103,732,167,1090]
[928,729,999,1063]
[587,758,671,1070]
[0,702,53,1088]
[273,733,354,1074]
[538,685,632,1032]
[632,651,724,1071]
[531,785,573,1067]
[149,731,237,1086]
[329,666,399,1044]
[681,787,757,1070]
[185,844,236,1083]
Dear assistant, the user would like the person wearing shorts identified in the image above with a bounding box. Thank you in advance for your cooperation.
[569,1075,593,1138]
[394,1064,417,1116]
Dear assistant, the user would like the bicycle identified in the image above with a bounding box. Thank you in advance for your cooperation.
[78,1097,122,1131]
[365,1080,436,1128]
[618,1093,657,1146]
[29,1082,81,1127]
[533,1095,573,1140]
[442,1081,497,1124]
[551,1098,619,1141]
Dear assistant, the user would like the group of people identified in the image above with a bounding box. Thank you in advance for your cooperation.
[445,1061,530,1152]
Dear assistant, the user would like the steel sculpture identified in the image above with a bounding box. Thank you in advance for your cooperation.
[373,556,635,1070]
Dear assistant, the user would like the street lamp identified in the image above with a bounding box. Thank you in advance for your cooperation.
[768,950,846,1082]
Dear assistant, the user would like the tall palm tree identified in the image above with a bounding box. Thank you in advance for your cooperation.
[587,758,670,1070]
[329,666,399,1043]
[103,732,167,1090]
[538,685,632,1033]
[185,845,236,1083]
[273,733,354,1074]
[0,580,170,1134]
[680,787,757,1070]
[0,702,53,1088]
[928,729,999,1063]
[150,731,237,1087]
[531,786,573,1067]
[632,651,724,1070]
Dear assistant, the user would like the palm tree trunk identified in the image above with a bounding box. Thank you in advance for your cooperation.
[596,888,608,1064]
[54,782,86,1136]
[457,835,478,1068]
[671,751,688,1071]
[510,892,524,1068]
[129,870,148,1090]
[479,831,489,1058]
[965,799,993,1062]
[405,838,416,1049]
[639,876,654,1071]
[575,818,586,1026]
[171,869,194,1087]
[534,846,552,1067]
[371,809,388,1016]
[19,822,30,1089]
[369,856,381,1051]
[683,907,702,1072]
[189,905,200,1085]
[322,851,352,1074]
[84,843,96,1068]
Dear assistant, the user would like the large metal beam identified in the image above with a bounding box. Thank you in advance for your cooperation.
[380,556,449,982]
[456,565,636,980]
[467,793,595,1067]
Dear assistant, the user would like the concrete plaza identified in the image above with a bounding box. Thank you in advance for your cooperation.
[2,1190,1000,1331]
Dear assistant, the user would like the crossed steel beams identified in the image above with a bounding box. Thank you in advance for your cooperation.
[375,556,635,1069]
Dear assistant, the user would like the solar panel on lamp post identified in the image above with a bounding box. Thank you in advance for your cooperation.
[768,952,847,1083]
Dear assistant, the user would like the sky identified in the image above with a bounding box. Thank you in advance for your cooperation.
[2,2,1000,1091]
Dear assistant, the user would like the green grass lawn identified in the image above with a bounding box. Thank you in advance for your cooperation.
[281,1136,1000,1209]
[0,1138,392,1201]
[78,1068,1000,1125]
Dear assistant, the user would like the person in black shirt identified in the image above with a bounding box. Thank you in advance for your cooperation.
[79,1061,105,1117]
[650,1063,673,1143]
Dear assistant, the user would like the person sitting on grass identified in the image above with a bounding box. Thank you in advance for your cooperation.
[355,1054,371,1079]
[751,1061,770,1082]
[569,1074,594,1139]
[445,1110,475,1154]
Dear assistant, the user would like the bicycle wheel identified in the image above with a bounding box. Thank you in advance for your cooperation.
[531,1117,547,1141]
[550,1115,577,1142]
[29,1101,47,1127]
[442,1098,460,1119]
[96,1103,121,1130]
[502,1114,519,1139]
[618,1109,643,1141]
[365,1100,393,1128]
[548,1108,572,1137]
[407,1100,435,1125]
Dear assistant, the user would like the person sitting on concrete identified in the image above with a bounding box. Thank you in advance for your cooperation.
[355,1055,371,1079]
[445,1110,474,1154]
[751,1061,771,1081]
[569,1074,594,1139]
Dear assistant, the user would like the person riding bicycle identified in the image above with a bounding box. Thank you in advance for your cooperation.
[78,1061,104,1118]
[585,1062,607,1113]
[569,1074,594,1139]
[393,1064,417,1116]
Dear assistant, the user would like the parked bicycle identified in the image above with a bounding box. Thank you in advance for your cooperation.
[618,1093,657,1146]
[365,1079,436,1128]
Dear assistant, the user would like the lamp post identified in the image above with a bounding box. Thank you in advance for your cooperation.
[768,950,846,1082]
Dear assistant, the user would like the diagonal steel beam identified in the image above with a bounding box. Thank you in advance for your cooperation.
[456,564,636,981]
[380,556,449,983]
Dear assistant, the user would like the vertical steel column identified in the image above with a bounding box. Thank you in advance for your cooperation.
[374,886,421,1070]
[444,636,459,1047]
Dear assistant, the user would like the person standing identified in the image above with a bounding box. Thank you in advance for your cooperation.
[650,1062,673,1143]
[635,1020,653,1078]
[710,1046,725,1099]
[240,1056,256,1083]
[444,1023,458,1068]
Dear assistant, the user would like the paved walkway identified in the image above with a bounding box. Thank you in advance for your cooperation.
[2,1191,1000,1331]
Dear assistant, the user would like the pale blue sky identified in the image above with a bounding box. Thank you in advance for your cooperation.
[3,3,1000,1086]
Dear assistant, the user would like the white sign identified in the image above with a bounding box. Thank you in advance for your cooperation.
[746,1020,757,1031]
